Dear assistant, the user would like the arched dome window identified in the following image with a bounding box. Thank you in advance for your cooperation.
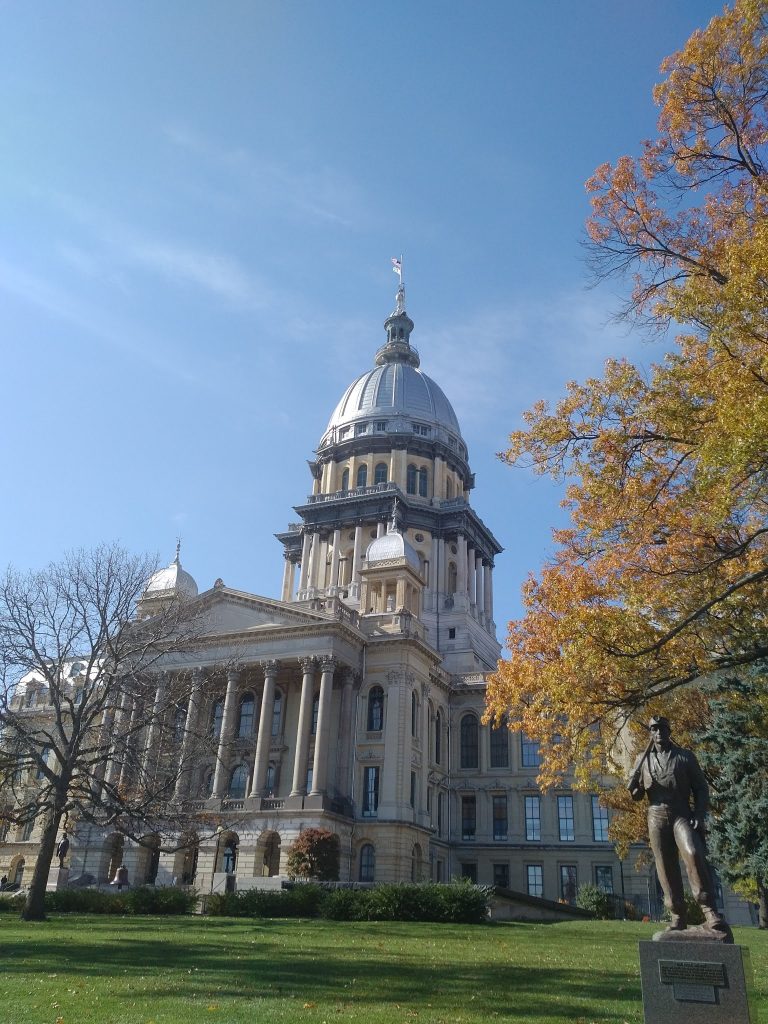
[407,464,417,494]
[359,843,375,882]
[341,468,349,492]
[460,714,479,769]
[210,699,224,740]
[374,462,388,485]
[228,764,249,799]
[367,686,384,731]
[238,694,255,738]
[356,464,368,488]
[271,690,283,737]
[447,562,457,594]
[418,467,428,497]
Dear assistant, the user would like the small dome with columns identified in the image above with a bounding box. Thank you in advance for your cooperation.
[145,544,198,599]
[365,526,421,573]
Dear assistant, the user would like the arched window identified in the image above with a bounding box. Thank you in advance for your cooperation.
[490,718,509,768]
[228,765,249,799]
[210,699,224,739]
[311,692,320,734]
[447,562,457,593]
[36,746,51,780]
[446,478,454,499]
[201,767,215,798]
[374,462,388,485]
[460,714,479,769]
[435,709,443,765]
[173,705,187,742]
[238,694,255,738]
[21,819,35,841]
[222,837,238,874]
[341,468,349,491]
[406,464,417,494]
[271,690,283,737]
[356,464,367,488]
[411,691,418,738]
[411,843,423,882]
[367,686,384,731]
[418,467,428,497]
[359,843,375,882]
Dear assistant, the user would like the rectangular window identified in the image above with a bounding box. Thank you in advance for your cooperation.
[521,733,541,768]
[435,859,444,883]
[525,795,541,841]
[427,786,432,815]
[355,423,368,435]
[362,766,379,817]
[375,421,387,431]
[461,795,476,840]
[558,795,575,841]
[595,865,614,894]
[493,863,509,888]
[560,864,578,903]
[592,795,609,842]
[492,795,508,840]
[437,792,444,837]
[490,724,509,768]
[527,864,544,898]
[410,771,416,808]
[460,862,477,883]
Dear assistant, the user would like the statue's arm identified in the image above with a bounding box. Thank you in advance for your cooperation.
[688,751,710,823]
[627,751,648,801]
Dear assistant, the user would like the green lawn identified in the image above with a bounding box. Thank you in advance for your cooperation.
[1,915,766,1024]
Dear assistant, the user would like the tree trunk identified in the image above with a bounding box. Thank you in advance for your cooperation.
[20,807,64,921]
[758,880,768,930]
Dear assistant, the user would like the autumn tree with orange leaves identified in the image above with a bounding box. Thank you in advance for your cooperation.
[485,0,768,793]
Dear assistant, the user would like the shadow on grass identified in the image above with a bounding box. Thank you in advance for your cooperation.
[1,917,641,1020]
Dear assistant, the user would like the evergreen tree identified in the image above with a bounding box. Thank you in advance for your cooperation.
[697,681,768,928]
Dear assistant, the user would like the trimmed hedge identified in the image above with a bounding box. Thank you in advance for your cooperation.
[0,886,199,916]
[207,881,491,924]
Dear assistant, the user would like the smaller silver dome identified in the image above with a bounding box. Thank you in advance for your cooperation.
[365,527,421,572]
[145,550,198,599]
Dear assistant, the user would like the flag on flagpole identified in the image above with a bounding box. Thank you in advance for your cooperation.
[391,257,402,278]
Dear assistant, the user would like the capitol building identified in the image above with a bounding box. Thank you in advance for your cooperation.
[5,281,710,918]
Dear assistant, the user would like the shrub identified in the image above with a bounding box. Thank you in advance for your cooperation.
[207,885,323,918]
[320,887,371,921]
[320,882,491,924]
[576,883,614,920]
[286,828,340,881]
[45,889,124,914]
[121,886,198,915]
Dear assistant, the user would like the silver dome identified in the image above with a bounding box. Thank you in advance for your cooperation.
[365,527,422,572]
[145,550,198,599]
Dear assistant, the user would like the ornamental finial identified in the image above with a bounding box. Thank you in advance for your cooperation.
[391,254,405,314]
[174,538,181,565]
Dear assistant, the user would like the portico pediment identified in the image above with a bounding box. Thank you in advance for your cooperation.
[197,587,333,635]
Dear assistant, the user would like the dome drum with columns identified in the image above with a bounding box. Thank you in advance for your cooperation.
[2,275,698,925]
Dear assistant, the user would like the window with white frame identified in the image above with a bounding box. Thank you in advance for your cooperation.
[592,795,610,842]
[461,794,476,840]
[558,795,575,841]
[362,766,379,817]
[527,864,544,897]
[525,795,541,841]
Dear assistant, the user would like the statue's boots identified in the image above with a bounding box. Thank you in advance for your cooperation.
[703,907,726,931]
[667,913,686,930]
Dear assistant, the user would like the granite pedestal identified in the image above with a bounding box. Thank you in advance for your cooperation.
[639,940,754,1023]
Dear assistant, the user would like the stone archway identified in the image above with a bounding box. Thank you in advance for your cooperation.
[9,855,25,887]
[172,833,199,885]
[257,830,281,877]
[136,834,161,885]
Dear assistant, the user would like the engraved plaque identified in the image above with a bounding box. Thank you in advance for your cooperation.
[659,959,727,987]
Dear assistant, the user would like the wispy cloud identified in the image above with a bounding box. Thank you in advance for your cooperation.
[163,122,370,229]
[128,241,270,309]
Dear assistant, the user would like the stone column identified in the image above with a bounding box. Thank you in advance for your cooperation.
[486,565,494,623]
[329,529,341,591]
[336,671,356,799]
[457,535,468,594]
[307,532,320,590]
[298,531,312,593]
[119,697,141,790]
[291,658,317,796]
[250,661,279,797]
[475,554,485,615]
[281,555,293,602]
[310,657,336,795]
[212,668,240,799]
[104,690,130,787]
[141,674,168,780]
[173,668,205,801]
[351,524,365,587]
[467,546,476,605]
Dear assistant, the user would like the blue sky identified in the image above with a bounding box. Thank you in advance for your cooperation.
[1,1,723,636]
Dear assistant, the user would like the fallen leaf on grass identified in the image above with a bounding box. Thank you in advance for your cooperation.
[303,1002,317,1009]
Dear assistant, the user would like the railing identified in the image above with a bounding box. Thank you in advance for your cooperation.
[221,800,244,811]
[305,482,398,504]
[261,798,285,811]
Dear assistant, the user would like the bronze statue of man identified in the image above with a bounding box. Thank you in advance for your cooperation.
[628,715,730,939]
